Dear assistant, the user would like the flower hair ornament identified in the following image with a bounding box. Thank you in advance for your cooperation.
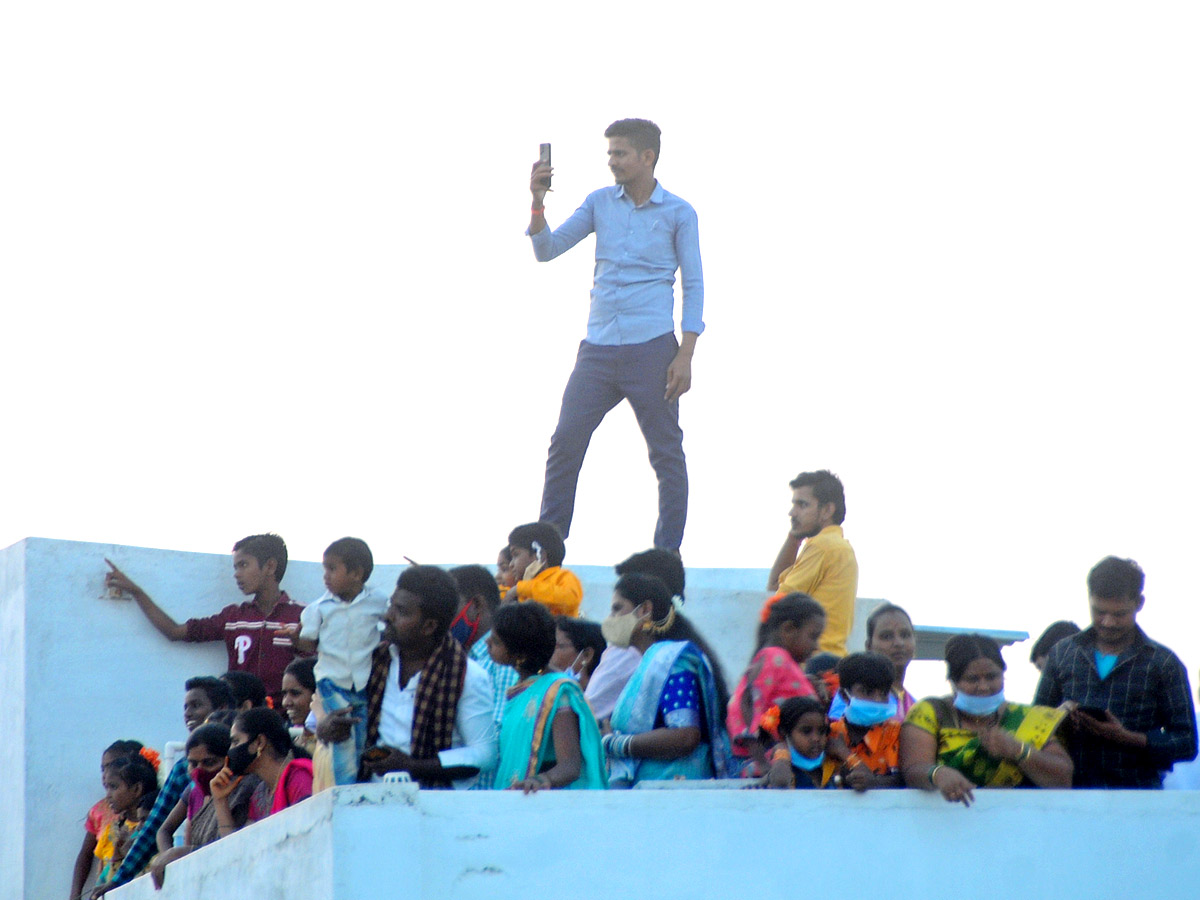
[138,746,162,775]
[759,705,782,743]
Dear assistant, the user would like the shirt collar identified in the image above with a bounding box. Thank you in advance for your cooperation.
[1077,624,1150,655]
[614,181,664,205]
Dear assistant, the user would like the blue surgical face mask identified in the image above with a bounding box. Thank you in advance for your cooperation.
[953,689,1005,717]
[788,742,826,771]
[845,696,896,727]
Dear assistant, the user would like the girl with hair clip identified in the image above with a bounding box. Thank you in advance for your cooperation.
[726,592,824,777]
[69,741,145,900]
[93,754,160,889]
[602,573,733,786]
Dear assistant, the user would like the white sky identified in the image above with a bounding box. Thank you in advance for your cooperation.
[5,2,1198,703]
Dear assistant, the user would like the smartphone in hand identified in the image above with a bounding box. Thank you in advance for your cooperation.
[539,142,552,188]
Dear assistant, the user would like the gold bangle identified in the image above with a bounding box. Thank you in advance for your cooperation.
[928,764,945,786]
[1017,742,1033,763]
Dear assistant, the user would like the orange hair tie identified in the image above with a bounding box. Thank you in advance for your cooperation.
[139,746,162,773]
[759,705,781,738]
[265,696,275,710]
[759,592,785,624]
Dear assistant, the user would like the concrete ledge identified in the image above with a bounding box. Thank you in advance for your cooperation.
[110,784,1200,900]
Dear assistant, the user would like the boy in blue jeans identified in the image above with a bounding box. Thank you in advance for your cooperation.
[284,537,387,784]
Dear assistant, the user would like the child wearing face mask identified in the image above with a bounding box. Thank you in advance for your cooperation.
[763,697,836,789]
[824,653,904,791]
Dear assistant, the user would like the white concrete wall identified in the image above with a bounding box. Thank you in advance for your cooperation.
[0,537,1017,900]
[107,784,1200,900]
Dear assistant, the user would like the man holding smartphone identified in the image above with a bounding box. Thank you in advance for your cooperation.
[527,118,703,553]
[1033,556,1197,787]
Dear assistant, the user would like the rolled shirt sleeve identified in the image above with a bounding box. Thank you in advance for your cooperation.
[298,599,323,642]
[674,202,704,336]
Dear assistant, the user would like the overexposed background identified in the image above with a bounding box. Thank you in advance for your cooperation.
[4,2,1197,704]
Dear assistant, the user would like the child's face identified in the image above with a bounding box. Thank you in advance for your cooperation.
[788,712,828,759]
[103,772,142,817]
[508,545,537,580]
[847,684,891,704]
[485,630,516,668]
[233,550,273,596]
[323,554,363,600]
[783,616,825,663]
[496,551,515,588]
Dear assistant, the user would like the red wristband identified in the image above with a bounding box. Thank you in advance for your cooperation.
[531,206,545,214]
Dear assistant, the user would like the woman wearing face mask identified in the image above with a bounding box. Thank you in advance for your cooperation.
[211,708,313,823]
[602,573,733,786]
[148,724,266,888]
[900,634,1073,806]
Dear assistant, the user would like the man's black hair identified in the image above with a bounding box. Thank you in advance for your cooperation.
[508,522,566,568]
[450,564,502,614]
[221,670,266,708]
[324,537,374,581]
[1087,556,1145,601]
[396,565,460,642]
[184,676,235,710]
[789,470,847,524]
[604,118,662,168]
[232,533,288,582]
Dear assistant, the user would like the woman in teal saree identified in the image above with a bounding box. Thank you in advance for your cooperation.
[489,602,607,791]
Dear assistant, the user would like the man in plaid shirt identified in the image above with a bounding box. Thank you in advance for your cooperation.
[1034,556,1197,788]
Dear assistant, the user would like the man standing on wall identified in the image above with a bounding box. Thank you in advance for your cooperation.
[527,118,704,553]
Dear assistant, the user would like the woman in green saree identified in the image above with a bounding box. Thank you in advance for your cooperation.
[900,633,1073,805]
[489,602,607,791]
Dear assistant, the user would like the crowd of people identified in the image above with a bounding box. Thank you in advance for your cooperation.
[75,470,1198,898]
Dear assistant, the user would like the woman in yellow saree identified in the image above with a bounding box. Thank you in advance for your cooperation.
[901,633,1072,805]
[489,603,607,791]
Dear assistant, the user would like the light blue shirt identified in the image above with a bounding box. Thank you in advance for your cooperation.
[529,182,704,345]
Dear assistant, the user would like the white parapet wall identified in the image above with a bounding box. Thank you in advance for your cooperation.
[0,537,773,900]
[106,783,1200,900]
[0,537,1028,900]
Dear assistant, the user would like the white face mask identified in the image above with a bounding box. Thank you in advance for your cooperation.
[601,611,641,648]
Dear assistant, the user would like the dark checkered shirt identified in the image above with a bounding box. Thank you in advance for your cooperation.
[1033,626,1197,788]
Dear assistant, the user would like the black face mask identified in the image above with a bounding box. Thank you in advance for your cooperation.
[227,741,256,776]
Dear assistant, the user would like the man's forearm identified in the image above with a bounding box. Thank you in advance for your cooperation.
[677,331,698,359]
[767,535,802,591]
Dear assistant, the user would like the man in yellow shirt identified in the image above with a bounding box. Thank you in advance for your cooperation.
[764,470,858,656]
[503,522,583,617]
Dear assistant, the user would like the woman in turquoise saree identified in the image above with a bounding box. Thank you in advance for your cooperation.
[603,573,733,787]
[489,603,607,791]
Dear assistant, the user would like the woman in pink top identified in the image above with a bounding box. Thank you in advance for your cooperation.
[211,708,313,825]
[727,594,825,777]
